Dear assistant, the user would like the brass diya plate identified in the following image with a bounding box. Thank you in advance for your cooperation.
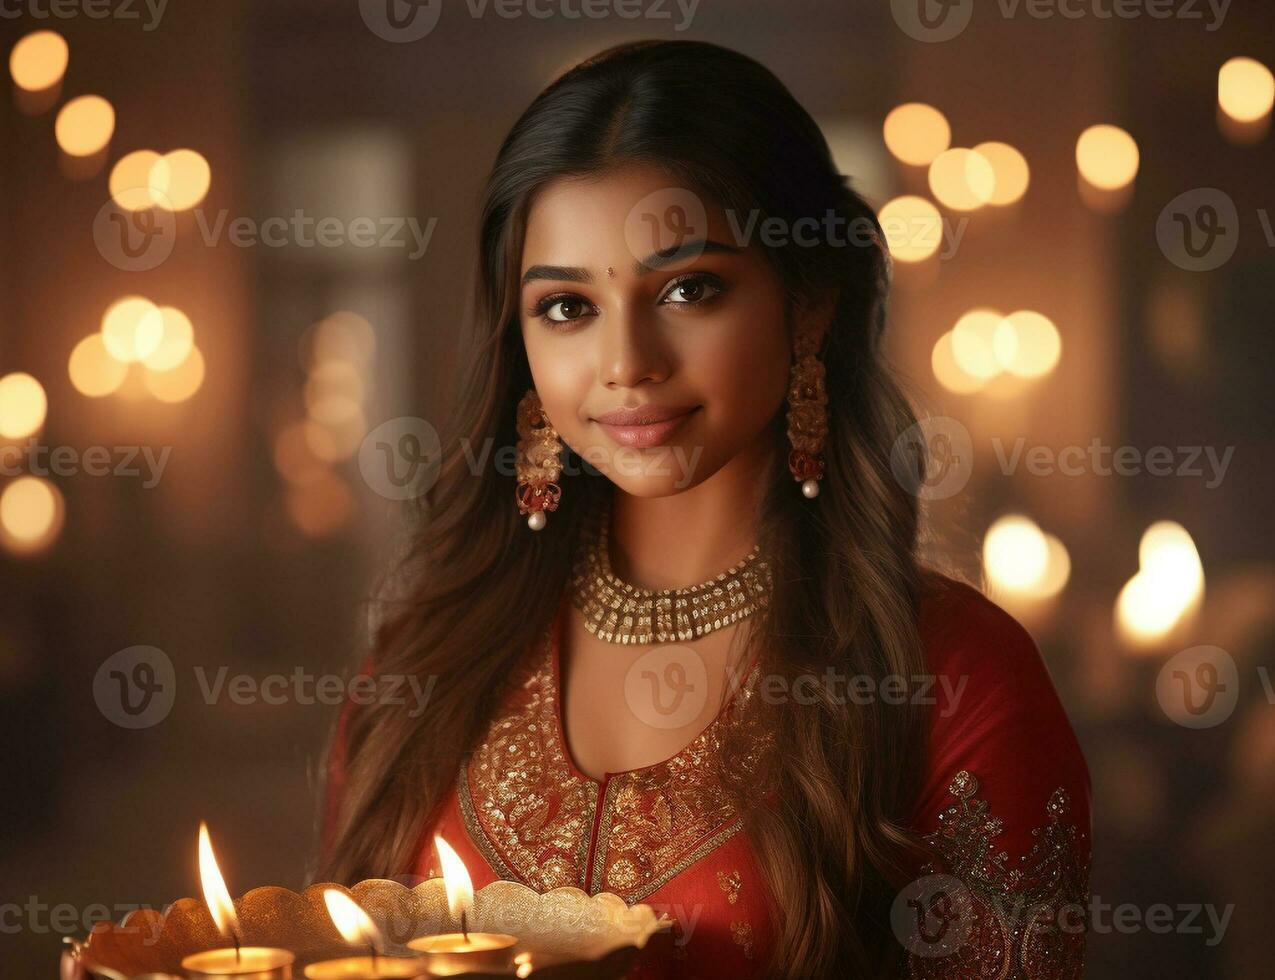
[65,878,670,979]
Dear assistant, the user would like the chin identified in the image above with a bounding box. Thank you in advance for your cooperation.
[606,475,706,498]
[586,446,711,497]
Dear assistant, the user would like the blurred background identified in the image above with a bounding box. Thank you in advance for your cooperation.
[1,0,1273,975]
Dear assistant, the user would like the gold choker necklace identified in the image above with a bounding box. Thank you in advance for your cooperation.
[568,503,773,644]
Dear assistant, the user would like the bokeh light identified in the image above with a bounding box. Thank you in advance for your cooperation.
[68,335,129,397]
[928,147,995,211]
[1076,124,1139,191]
[307,311,377,368]
[1218,56,1274,123]
[972,140,1030,206]
[883,102,951,167]
[0,372,48,439]
[1116,521,1205,648]
[996,310,1062,378]
[54,95,115,157]
[9,30,68,92]
[286,469,354,537]
[274,421,331,486]
[109,150,165,211]
[984,515,1047,592]
[150,149,212,211]
[931,330,986,395]
[878,195,943,263]
[101,296,165,363]
[143,307,196,372]
[144,346,206,403]
[950,308,1006,379]
[984,514,1071,602]
[0,476,64,555]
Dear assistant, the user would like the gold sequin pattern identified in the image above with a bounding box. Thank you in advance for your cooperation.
[905,769,1091,980]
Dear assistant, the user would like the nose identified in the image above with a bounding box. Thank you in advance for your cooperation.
[598,300,670,389]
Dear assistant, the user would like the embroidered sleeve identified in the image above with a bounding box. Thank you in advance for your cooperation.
[903,577,1093,978]
[901,769,1090,980]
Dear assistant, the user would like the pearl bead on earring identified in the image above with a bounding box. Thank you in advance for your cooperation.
[528,510,547,531]
[801,479,820,499]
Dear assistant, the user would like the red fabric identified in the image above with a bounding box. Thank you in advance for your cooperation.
[322,575,1091,977]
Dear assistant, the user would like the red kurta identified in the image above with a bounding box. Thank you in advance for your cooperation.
[324,575,1091,978]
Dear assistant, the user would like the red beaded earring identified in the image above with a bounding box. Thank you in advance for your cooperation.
[514,388,564,530]
[786,323,828,498]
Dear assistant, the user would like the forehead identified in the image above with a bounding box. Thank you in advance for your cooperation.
[520,163,741,271]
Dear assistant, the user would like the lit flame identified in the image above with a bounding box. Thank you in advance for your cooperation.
[434,834,473,922]
[197,822,240,942]
[322,889,383,951]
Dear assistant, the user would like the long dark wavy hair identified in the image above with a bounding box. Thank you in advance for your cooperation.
[319,38,934,977]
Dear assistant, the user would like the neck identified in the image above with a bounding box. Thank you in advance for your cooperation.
[607,425,778,590]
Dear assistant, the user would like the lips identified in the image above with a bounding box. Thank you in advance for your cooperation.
[592,404,699,449]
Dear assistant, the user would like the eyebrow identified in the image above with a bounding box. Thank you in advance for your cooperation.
[521,239,743,286]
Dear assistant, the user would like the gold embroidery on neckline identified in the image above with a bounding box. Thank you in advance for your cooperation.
[458,611,773,902]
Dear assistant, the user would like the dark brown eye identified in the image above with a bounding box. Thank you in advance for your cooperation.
[660,274,724,306]
[546,297,587,322]
[672,280,703,302]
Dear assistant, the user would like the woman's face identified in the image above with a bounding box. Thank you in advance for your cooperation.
[518,164,793,497]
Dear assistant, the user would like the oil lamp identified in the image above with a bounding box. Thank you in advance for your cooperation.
[302,889,430,979]
[179,823,295,979]
[406,836,518,975]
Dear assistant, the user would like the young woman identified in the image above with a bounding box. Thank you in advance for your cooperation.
[319,39,1091,979]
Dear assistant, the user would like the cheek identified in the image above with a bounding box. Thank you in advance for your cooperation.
[692,309,791,424]
[523,331,592,431]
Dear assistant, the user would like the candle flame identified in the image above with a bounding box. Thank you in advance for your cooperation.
[322,889,383,950]
[434,834,473,921]
[197,822,240,941]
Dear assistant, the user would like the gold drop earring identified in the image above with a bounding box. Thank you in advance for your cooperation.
[514,388,564,531]
[786,323,828,499]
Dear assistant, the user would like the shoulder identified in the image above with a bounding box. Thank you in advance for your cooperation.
[918,571,1043,681]
[909,571,1091,852]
